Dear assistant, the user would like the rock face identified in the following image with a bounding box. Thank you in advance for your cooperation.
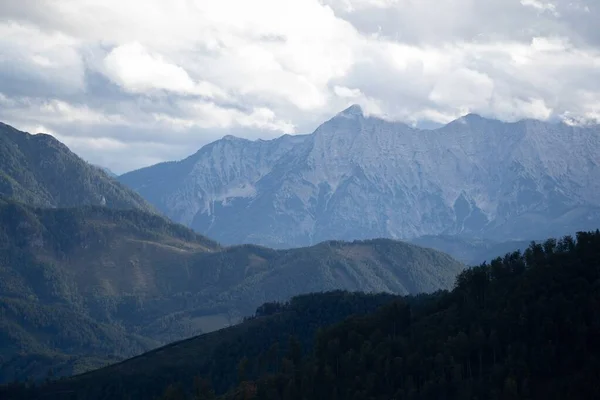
[120,106,600,248]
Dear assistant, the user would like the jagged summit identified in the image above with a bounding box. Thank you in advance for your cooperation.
[445,112,556,128]
[462,112,485,119]
[440,113,505,130]
[222,134,246,141]
[449,113,487,124]
[119,107,600,248]
[336,104,364,118]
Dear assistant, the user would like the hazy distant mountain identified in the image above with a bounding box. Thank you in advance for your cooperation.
[0,122,152,212]
[409,235,534,266]
[120,105,600,248]
[0,197,463,382]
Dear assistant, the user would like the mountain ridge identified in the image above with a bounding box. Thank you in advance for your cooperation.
[120,106,600,248]
[9,230,600,400]
[0,122,154,212]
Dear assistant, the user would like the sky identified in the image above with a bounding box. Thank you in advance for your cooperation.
[0,0,599,173]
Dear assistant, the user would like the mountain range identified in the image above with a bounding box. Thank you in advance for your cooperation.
[119,105,600,249]
[2,107,598,391]
[0,122,469,383]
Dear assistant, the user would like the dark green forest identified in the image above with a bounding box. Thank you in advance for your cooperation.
[0,291,401,399]
[224,231,600,400]
[3,230,600,400]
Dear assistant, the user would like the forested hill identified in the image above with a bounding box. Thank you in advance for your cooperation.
[223,231,600,400]
[5,230,599,400]
[0,122,153,211]
[0,198,463,384]
[3,292,402,399]
[0,198,221,382]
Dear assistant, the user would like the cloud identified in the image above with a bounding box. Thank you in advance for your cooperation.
[0,0,599,172]
[0,97,125,125]
[0,21,84,97]
[154,101,295,133]
[521,0,559,16]
[102,42,227,99]
[333,86,362,99]
[428,68,495,111]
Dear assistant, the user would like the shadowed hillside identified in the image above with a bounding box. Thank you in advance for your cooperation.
[7,230,599,400]
[14,291,403,399]
[0,199,464,383]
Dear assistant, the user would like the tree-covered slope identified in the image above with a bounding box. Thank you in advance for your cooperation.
[0,198,220,382]
[0,199,463,384]
[0,122,152,211]
[9,230,598,400]
[221,230,600,400]
[206,238,464,317]
[13,291,402,399]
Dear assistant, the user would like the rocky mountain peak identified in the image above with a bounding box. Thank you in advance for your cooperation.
[444,112,489,127]
[222,134,245,142]
[119,109,600,248]
[461,112,485,121]
[335,104,364,119]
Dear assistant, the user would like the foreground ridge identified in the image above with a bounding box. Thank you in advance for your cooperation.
[4,230,600,399]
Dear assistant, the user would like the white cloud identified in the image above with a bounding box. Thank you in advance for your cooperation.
[51,134,184,174]
[0,97,125,126]
[55,135,128,151]
[153,101,295,133]
[493,97,554,121]
[0,0,599,171]
[429,68,495,110]
[40,100,125,125]
[0,21,84,94]
[333,86,362,98]
[561,90,600,124]
[0,93,14,106]
[521,0,559,16]
[103,42,226,98]
[327,0,393,13]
